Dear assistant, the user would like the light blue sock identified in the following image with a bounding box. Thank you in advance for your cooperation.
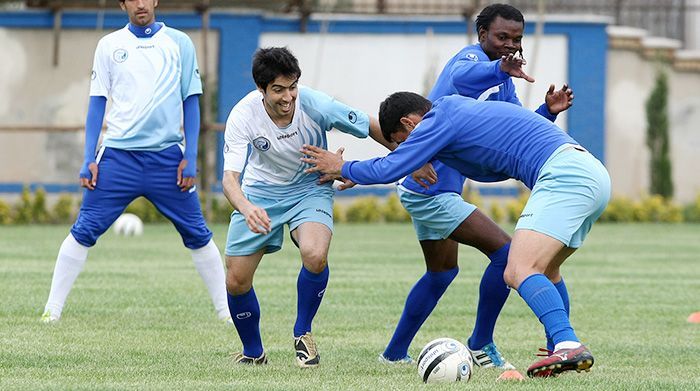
[294,265,329,337]
[383,267,459,360]
[467,243,511,350]
[228,288,263,357]
[518,274,578,347]
[546,278,571,351]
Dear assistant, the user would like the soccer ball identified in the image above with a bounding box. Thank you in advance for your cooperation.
[113,213,144,236]
[417,338,473,383]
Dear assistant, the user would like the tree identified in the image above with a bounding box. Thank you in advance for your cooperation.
[645,70,673,198]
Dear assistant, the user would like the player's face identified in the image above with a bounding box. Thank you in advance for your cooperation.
[120,0,158,27]
[391,113,423,144]
[478,16,524,61]
[260,75,299,127]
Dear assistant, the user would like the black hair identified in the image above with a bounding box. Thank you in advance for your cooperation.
[378,92,432,143]
[251,47,302,91]
[475,3,524,33]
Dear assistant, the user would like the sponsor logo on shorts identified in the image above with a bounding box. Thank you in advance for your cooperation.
[236,311,252,320]
[316,208,332,218]
[253,136,271,151]
[317,288,326,298]
[113,48,128,63]
[348,111,358,123]
[90,70,96,80]
[195,69,200,78]
[519,213,533,218]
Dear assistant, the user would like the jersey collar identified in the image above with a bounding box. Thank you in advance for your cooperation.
[127,21,163,38]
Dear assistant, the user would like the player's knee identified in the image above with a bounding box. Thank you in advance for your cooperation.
[301,250,327,273]
[503,264,519,289]
[226,272,252,295]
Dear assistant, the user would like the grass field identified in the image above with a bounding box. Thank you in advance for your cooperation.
[1,223,699,390]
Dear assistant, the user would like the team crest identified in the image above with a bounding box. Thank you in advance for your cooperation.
[348,111,357,124]
[465,53,479,62]
[253,136,271,151]
[113,48,128,63]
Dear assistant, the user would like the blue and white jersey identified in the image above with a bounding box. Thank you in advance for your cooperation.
[89,24,202,151]
[223,86,370,198]
[342,96,577,190]
[400,43,556,196]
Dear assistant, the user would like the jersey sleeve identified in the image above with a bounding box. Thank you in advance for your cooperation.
[299,87,370,138]
[341,107,454,185]
[223,107,251,173]
[178,34,203,99]
[449,50,510,98]
[89,39,110,97]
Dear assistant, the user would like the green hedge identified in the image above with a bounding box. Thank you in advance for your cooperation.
[2,187,699,225]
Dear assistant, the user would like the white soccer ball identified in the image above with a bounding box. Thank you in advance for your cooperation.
[113,213,144,236]
[417,338,473,383]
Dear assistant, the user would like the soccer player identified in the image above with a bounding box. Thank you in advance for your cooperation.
[222,47,394,367]
[41,0,230,324]
[300,92,611,378]
[377,3,574,368]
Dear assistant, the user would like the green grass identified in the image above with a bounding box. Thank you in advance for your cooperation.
[1,223,699,390]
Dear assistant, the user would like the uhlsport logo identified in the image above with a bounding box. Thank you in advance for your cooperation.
[90,70,96,80]
[465,53,479,62]
[348,111,357,124]
[253,136,271,151]
[113,48,128,63]
[236,312,252,320]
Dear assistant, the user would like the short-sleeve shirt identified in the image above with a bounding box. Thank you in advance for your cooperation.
[223,86,370,198]
[90,24,202,151]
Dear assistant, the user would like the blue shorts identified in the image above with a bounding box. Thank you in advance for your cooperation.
[225,191,334,256]
[515,144,611,248]
[398,187,475,241]
[70,145,212,249]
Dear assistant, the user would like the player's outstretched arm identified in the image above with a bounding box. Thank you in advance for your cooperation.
[544,83,574,115]
[499,53,535,82]
[222,170,271,234]
[79,96,107,190]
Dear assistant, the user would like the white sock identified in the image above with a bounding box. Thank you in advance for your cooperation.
[190,239,229,319]
[554,341,582,351]
[44,234,89,318]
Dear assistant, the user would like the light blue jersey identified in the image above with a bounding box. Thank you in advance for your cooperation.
[89,24,202,151]
[223,86,370,199]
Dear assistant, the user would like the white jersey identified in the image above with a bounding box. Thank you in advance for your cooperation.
[223,86,370,198]
[89,24,202,151]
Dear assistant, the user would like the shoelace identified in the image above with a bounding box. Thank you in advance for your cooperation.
[536,348,553,357]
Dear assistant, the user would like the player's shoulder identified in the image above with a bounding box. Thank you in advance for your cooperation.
[298,85,331,108]
[457,43,488,63]
[227,89,263,127]
[160,24,194,45]
[97,26,129,47]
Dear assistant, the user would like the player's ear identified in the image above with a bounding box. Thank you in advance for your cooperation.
[477,27,487,43]
[154,0,159,9]
[399,116,414,131]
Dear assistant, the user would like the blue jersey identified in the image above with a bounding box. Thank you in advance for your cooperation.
[400,43,555,196]
[342,95,577,190]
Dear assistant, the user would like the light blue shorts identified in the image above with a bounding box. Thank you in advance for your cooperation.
[398,187,476,241]
[225,191,334,256]
[515,144,611,248]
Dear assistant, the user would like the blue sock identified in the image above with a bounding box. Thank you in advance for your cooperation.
[383,267,459,360]
[518,274,578,347]
[467,243,511,350]
[228,288,263,357]
[546,278,571,351]
[294,265,329,338]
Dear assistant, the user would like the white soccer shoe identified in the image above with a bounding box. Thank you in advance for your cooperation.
[377,353,415,365]
[468,342,516,370]
[40,310,59,324]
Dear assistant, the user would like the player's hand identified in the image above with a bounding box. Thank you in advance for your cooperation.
[318,172,342,185]
[79,162,99,190]
[411,162,437,189]
[177,159,196,192]
[336,178,356,191]
[240,203,271,234]
[300,145,345,176]
[500,53,535,83]
[544,83,574,114]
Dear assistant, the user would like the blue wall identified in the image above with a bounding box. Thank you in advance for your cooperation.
[0,10,607,195]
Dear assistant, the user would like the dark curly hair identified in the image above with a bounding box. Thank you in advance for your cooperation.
[475,3,524,33]
[252,47,302,90]
[378,92,432,143]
